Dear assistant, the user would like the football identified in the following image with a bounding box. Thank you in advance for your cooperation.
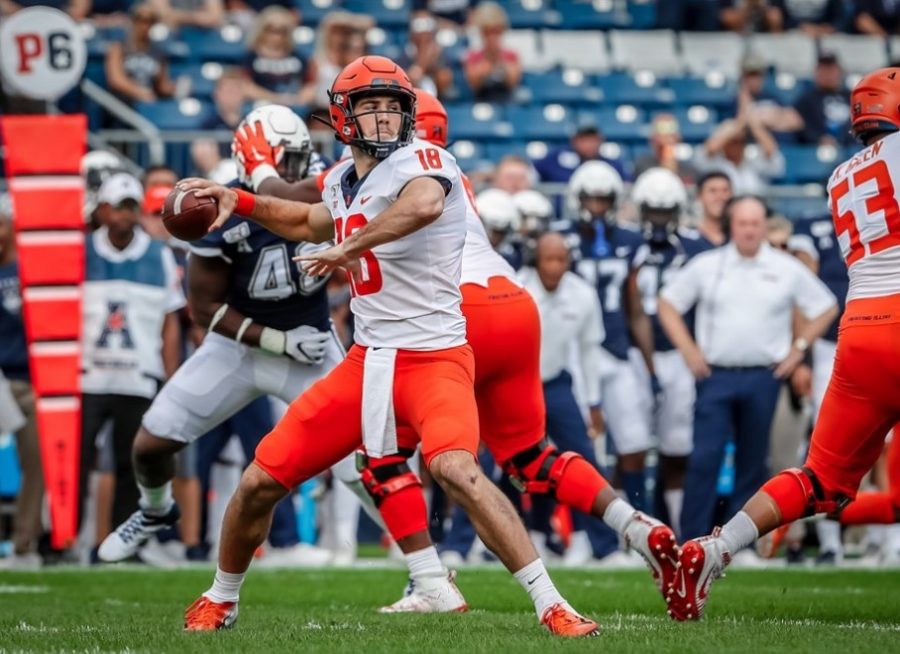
[161,188,218,241]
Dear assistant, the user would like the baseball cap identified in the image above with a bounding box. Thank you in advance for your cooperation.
[741,52,767,74]
[143,184,173,215]
[98,173,143,206]
[574,117,601,136]
[817,50,840,65]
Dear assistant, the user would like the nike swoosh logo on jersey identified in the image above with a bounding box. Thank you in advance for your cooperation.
[527,574,543,586]
[360,196,372,205]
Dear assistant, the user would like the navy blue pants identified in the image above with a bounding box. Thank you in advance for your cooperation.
[539,372,618,558]
[681,367,781,540]
[195,396,298,548]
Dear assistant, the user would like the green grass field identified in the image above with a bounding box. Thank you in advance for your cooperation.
[2,567,899,653]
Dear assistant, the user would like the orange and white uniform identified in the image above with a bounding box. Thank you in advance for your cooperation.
[255,139,479,488]
[394,174,547,464]
[806,130,900,497]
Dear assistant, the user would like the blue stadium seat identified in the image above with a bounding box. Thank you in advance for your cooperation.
[485,140,529,162]
[169,63,217,98]
[555,0,622,29]
[293,0,342,25]
[447,140,487,171]
[580,106,647,142]
[524,71,603,105]
[137,99,216,130]
[497,0,560,29]
[667,106,718,143]
[667,76,738,111]
[597,73,675,109]
[780,145,841,184]
[627,0,657,29]
[344,0,409,29]
[178,27,247,63]
[761,75,811,107]
[771,196,829,220]
[444,103,513,140]
[507,105,576,141]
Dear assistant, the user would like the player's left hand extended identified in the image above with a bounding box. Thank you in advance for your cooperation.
[773,347,805,379]
[294,243,357,278]
[177,178,236,232]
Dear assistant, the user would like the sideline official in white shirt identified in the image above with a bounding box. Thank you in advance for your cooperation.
[519,232,619,562]
[657,196,837,540]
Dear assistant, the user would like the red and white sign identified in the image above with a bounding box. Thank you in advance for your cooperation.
[0,6,87,101]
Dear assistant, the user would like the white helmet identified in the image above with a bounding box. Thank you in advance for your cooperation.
[513,189,554,234]
[476,188,521,233]
[233,104,312,185]
[567,160,624,221]
[631,167,688,211]
[632,167,688,240]
[81,151,126,192]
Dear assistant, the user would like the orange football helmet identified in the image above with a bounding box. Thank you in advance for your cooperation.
[414,88,449,147]
[328,56,417,159]
[850,67,900,143]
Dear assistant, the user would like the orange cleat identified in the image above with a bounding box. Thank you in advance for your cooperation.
[540,603,600,637]
[184,596,239,631]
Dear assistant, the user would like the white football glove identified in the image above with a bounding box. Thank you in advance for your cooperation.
[260,325,331,365]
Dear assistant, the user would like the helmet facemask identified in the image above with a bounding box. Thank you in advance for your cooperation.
[277,142,312,182]
[332,88,417,159]
[641,205,680,243]
[578,193,616,224]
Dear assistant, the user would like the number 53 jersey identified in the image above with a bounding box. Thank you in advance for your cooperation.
[828,130,900,301]
[190,182,331,333]
[322,139,468,351]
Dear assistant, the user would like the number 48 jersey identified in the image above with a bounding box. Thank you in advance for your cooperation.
[827,130,900,301]
[191,182,331,333]
[322,138,468,351]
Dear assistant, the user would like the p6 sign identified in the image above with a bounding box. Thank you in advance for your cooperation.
[0,6,87,101]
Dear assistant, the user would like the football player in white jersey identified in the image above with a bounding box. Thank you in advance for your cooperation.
[666,67,900,621]
[179,56,598,637]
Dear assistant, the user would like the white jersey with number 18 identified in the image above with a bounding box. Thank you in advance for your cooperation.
[828,130,900,301]
[321,138,467,351]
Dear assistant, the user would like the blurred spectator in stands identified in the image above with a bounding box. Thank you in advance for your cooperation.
[412,0,473,27]
[0,0,88,18]
[767,214,793,250]
[87,1,134,28]
[225,0,295,32]
[144,164,178,189]
[0,195,44,570]
[491,155,537,194]
[855,0,900,36]
[243,6,315,106]
[657,0,722,31]
[720,0,783,32]
[693,171,733,247]
[772,0,844,35]
[202,68,247,131]
[793,51,852,146]
[150,0,224,29]
[695,103,785,195]
[634,113,699,184]
[311,12,373,111]
[533,120,630,185]
[464,2,521,104]
[105,3,175,105]
[190,139,238,181]
[735,53,803,133]
[398,14,453,98]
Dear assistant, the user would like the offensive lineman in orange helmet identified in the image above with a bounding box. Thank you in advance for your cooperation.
[666,67,900,621]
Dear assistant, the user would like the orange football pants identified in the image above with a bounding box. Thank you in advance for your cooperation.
[395,276,546,464]
[255,343,478,489]
[805,294,900,499]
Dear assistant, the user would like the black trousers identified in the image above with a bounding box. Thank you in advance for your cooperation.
[79,393,152,532]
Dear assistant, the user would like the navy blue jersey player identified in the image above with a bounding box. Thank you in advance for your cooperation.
[100,105,370,562]
[565,160,657,512]
[632,167,711,534]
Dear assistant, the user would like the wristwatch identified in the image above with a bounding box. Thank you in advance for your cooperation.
[793,337,810,353]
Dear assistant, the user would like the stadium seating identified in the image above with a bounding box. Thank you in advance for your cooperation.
[136,99,215,130]
[507,104,575,141]
[819,34,889,75]
[445,103,514,140]
[541,30,610,73]
[679,31,744,79]
[780,144,843,185]
[609,30,682,76]
[747,33,817,77]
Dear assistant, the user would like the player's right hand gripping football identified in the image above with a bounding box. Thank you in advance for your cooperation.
[177,178,236,232]
[283,325,331,366]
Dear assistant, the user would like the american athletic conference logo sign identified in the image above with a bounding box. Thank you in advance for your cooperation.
[0,6,87,101]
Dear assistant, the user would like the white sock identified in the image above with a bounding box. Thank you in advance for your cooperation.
[204,566,245,603]
[663,489,684,539]
[405,546,445,578]
[513,558,565,618]
[138,481,173,516]
[816,519,842,554]
[719,511,759,555]
[602,497,636,536]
